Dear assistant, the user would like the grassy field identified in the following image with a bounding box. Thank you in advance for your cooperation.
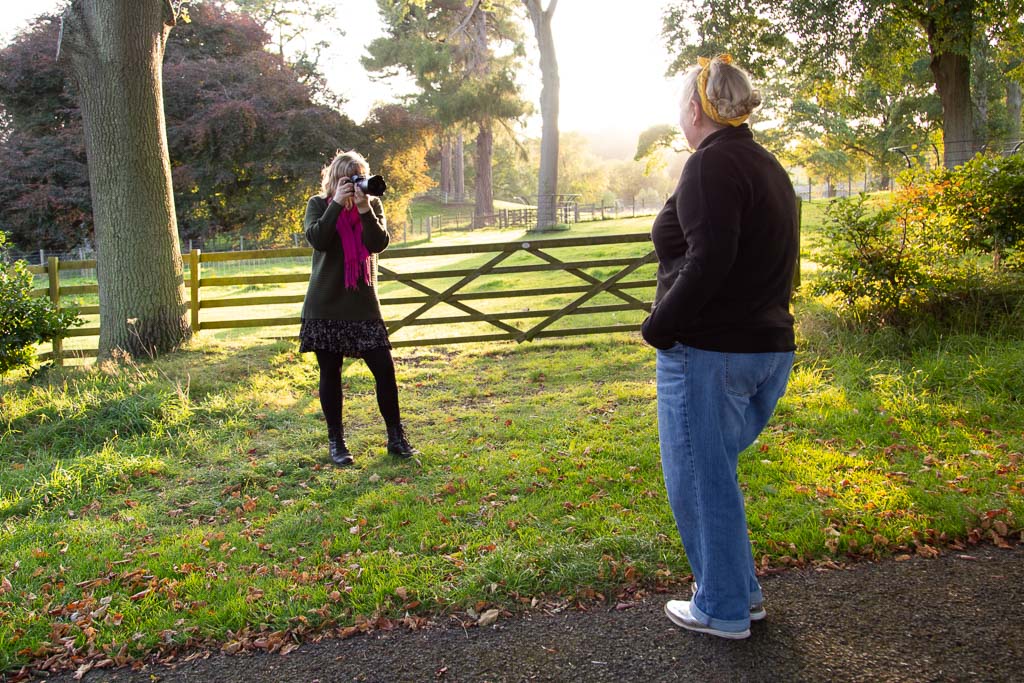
[3,204,1023,675]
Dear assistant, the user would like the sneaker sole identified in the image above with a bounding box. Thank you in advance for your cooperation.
[664,604,751,640]
[692,586,767,622]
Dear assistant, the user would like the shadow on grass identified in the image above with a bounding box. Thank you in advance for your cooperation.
[0,340,321,521]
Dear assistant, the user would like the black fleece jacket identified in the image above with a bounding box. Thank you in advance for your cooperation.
[642,124,798,353]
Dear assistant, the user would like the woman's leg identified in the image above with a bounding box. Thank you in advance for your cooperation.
[361,347,400,428]
[314,350,345,433]
[315,350,353,464]
[658,345,789,634]
[362,347,415,456]
[734,351,794,599]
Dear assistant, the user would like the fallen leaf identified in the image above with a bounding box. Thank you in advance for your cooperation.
[129,588,153,601]
[478,608,500,627]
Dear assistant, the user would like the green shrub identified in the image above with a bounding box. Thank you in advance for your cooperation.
[0,232,81,375]
[814,153,1024,326]
[812,194,973,323]
[909,153,1024,268]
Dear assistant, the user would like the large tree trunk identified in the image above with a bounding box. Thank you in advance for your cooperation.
[454,131,465,202]
[525,0,559,230]
[440,134,453,200]
[473,119,493,227]
[469,7,494,226]
[930,50,976,167]
[972,33,990,141]
[1008,81,1022,141]
[62,0,191,359]
[924,6,977,168]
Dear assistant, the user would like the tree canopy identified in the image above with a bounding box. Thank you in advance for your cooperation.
[364,0,528,224]
[0,1,432,251]
[662,0,1024,169]
[164,1,363,244]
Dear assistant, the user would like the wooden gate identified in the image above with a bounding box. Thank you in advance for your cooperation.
[377,233,656,347]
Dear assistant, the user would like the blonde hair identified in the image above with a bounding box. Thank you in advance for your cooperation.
[681,56,762,126]
[320,150,370,198]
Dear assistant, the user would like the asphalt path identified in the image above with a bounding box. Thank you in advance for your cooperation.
[44,544,1024,683]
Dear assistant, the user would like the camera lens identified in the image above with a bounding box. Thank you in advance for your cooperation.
[349,174,386,197]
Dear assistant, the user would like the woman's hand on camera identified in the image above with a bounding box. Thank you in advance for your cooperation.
[353,184,371,213]
[332,180,354,209]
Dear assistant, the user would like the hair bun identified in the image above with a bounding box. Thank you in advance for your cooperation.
[705,60,761,122]
[713,90,762,120]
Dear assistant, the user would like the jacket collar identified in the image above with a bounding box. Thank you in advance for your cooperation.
[697,123,752,151]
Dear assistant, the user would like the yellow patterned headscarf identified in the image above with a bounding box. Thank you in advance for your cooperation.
[697,55,749,127]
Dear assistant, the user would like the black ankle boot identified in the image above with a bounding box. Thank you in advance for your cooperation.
[328,428,354,466]
[386,423,416,458]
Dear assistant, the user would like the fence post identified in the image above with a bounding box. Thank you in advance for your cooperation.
[47,256,63,366]
[190,248,202,333]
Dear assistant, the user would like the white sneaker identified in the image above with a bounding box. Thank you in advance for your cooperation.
[692,583,766,621]
[664,600,751,640]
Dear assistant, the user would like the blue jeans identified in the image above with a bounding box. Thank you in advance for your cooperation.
[657,343,793,633]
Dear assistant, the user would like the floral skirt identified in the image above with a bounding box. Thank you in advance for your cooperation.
[298,318,392,358]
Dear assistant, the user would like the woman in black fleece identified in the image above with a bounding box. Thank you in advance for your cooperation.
[642,56,797,639]
[300,150,415,466]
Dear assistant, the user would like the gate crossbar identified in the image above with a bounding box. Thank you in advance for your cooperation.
[381,249,522,338]
[517,250,658,342]
[378,238,657,344]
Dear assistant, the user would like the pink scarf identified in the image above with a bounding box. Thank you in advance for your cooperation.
[335,205,372,290]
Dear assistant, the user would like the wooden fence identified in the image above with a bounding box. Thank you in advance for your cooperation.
[28,233,659,364]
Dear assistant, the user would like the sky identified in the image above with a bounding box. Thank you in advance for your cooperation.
[0,0,683,153]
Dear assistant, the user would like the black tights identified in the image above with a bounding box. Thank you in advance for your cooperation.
[315,349,401,434]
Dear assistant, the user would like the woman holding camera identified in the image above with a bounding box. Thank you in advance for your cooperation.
[641,56,797,639]
[300,150,415,466]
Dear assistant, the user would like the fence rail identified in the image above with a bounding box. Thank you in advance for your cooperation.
[413,200,661,236]
[28,233,658,364]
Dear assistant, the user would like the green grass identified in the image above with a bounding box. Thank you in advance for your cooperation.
[3,199,1022,673]
[408,197,532,224]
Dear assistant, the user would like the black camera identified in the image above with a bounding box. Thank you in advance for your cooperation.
[350,174,387,197]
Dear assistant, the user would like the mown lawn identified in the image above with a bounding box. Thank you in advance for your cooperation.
[3,203,1023,676]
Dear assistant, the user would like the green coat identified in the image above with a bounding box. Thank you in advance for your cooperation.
[300,195,389,321]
